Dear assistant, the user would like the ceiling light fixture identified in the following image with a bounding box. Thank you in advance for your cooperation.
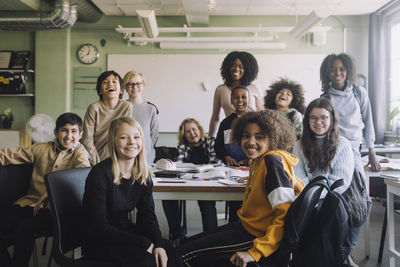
[290,11,327,38]
[159,42,287,50]
[136,10,159,38]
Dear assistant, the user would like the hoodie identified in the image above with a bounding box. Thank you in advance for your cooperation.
[238,150,304,261]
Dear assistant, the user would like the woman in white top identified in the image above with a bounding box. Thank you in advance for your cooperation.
[208,51,264,137]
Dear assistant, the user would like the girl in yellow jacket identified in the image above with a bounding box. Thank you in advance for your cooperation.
[179,110,304,267]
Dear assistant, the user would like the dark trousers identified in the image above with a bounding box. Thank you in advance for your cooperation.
[162,200,217,239]
[0,205,51,267]
[228,201,242,223]
[86,239,183,267]
[179,223,282,267]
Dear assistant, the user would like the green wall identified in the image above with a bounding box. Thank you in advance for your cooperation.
[0,15,369,146]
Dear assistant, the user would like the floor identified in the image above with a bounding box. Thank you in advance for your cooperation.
[30,198,399,267]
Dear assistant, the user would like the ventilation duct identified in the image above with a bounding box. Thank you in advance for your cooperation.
[0,0,102,30]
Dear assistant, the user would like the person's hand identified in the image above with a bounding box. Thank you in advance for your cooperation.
[225,156,237,166]
[33,192,48,215]
[147,243,154,254]
[368,148,381,172]
[237,176,248,183]
[153,247,168,267]
[230,251,255,267]
[237,159,249,166]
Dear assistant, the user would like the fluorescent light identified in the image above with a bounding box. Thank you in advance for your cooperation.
[159,42,287,50]
[130,36,275,43]
[136,10,159,38]
[290,11,325,38]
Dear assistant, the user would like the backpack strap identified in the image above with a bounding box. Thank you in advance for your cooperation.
[330,179,344,192]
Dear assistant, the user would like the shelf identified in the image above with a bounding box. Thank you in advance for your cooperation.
[0,94,33,97]
[0,69,34,73]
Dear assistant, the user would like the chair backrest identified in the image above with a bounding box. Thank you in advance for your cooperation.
[0,164,33,212]
[45,167,91,265]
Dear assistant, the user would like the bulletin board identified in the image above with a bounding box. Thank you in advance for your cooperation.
[108,54,325,132]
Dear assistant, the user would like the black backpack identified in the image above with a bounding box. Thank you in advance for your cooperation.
[273,176,353,267]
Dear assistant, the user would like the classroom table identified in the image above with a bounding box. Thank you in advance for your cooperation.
[364,169,400,260]
[152,179,245,201]
[385,177,400,267]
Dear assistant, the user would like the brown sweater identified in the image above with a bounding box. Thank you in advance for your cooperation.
[0,142,90,207]
[82,99,132,166]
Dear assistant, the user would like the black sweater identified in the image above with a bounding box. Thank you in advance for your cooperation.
[83,158,162,250]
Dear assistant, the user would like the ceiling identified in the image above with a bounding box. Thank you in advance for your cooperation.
[0,0,392,26]
[90,0,391,16]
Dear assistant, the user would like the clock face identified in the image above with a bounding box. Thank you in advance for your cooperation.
[77,44,99,64]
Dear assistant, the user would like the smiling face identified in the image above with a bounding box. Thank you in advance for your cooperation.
[184,122,202,146]
[309,108,332,136]
[231,88,248,115]
[329,59,347,90]
[99,74,121,100]
[54,123,82,150]
[241,122,270,160]
[275,88,293,111]
[114,122,142,160]
[230,58,245,81]
[126,75,144,99]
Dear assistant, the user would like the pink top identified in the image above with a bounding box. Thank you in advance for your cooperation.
[208,84,264,137]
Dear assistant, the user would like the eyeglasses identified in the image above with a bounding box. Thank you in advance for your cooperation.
[309,115,329,123]
[126,82,143,88]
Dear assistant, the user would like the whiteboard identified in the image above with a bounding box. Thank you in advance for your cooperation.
[108,54,325,132]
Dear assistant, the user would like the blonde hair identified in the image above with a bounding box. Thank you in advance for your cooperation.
[108,117,152,185]
[178,118,205,145]
[123,71,146,88]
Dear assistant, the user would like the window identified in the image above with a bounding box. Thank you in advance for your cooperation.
[390,23,400,114]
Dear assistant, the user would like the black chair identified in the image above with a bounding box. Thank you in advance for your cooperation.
[44,167,115,267]
[0,164,51,267]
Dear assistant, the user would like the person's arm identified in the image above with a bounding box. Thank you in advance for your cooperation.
[208,86,222,137]
[0,145,35,166]
[214,121,230,163]
[69,144,91,168]
[83,165,152,249]
[291,141,309,185]
[207,137,217,163]
[150,106,160,147]
[248,155,296,261]
[81,104,100,166]
[252,84,264,111]
[328,138,354,194]
[290,110,303,140]
[136,179,163,247]
[358,87,380,171]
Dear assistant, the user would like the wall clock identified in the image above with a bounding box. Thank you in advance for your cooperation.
[77,44,99,64]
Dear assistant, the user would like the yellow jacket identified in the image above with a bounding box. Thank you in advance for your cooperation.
[238,150,304,261]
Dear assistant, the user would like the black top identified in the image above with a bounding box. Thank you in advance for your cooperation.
[188,145,209,164]
[83,158,162,250]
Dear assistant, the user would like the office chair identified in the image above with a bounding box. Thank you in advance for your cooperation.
[44,167,115,267]
[0,164,52,267]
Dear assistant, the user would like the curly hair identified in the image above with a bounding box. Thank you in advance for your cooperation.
[264,77,306,114]
[231,110,296,151]
[178,118,206,145]
[301,98,339,173]
[96,70,124,100]
[320,53,357,92]
[220,51,259,87]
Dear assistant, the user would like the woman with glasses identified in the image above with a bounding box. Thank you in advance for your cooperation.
[123,71,159,164]
[208,51,263,137]
[292,98,354,195]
